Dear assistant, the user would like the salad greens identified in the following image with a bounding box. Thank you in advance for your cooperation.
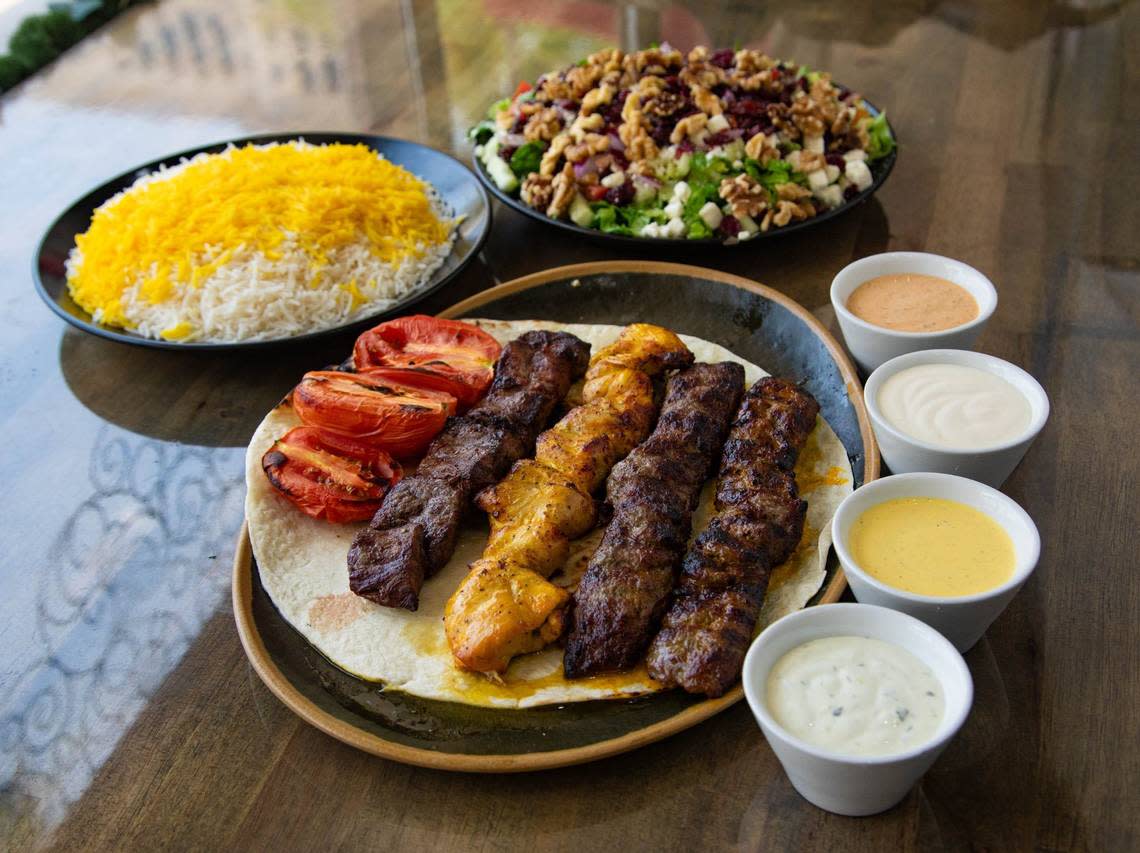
[866,112,896,161]
[509,141,546,178]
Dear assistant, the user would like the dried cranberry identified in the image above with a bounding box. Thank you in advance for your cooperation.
[676,139,695,156]
[710,48,735,69]
[605,182,635,206]
[664,74,680,90]
[611,150,629,170]
[499,145,518,163]
[825,153,845,168]
[718,215,741,237]
[705,129,737,147]
[554,98,575,110]
[843,185,859,201]
[799,76,810,93]
[510,115,526,133]
[648,118,673,146]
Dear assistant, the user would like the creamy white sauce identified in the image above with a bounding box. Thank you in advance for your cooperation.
[765,636,945,757]
[877,363,1033,449]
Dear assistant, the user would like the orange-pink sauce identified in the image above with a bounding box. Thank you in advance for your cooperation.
[847,273,978,332]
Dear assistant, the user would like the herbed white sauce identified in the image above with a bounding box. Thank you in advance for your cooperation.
[765,636,945,757]
[877,363,1032,450]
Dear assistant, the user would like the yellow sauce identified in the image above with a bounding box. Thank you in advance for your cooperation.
[847,273,978,332]
[849,497,1014,596]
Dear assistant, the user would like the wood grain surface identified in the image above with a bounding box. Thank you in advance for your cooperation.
[0,1,1136,851]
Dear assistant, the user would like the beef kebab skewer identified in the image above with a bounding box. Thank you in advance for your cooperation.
[347,330,591,611]
[563,361,745,678]
[646,377,819,697]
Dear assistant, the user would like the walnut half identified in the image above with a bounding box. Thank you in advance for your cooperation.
[719,174,768,219]
[520,173,553,211]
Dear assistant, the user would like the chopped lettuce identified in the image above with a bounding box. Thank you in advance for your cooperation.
[680,179,720,239]
[744,158,808,203]
[591,202,632,235]
[866,112,896,161]
[509,141,546,178]
[591,201,668,236]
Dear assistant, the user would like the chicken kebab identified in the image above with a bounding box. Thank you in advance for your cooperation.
[445,324,694,673]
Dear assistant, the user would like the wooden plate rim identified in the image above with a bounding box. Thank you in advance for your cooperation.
[231,260,880,772]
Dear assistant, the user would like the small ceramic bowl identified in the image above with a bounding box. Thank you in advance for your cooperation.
[742,603,973,816]
[831,252,998,373]
[864,349,1050,488]
[831,472,1041,651]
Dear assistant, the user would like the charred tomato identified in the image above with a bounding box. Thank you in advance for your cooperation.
[292,370,457,458]
[352,315,501,408]
[262,427,402,523]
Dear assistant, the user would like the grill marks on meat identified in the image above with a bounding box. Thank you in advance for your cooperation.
[646,377,819,696]
[563,362,745,677]
[347,330,590,610]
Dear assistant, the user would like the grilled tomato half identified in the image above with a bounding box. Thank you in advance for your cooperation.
[352,316,501,409]
[262,427,402,523]
[293,370,457,457]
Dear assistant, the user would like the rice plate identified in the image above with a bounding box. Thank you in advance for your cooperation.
[65,141,458,343]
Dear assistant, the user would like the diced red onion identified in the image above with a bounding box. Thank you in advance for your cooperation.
[608,132,625,152]
[501,132,528,147]
[573,157,598,179]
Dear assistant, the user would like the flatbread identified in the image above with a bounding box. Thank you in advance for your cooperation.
[245,321,853,708]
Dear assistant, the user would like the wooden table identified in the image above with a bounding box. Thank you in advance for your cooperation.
[1,1,1136,849]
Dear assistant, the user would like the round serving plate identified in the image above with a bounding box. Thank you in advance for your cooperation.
[232,261,880,772]
[34,132,491,350]
[473,99,895,248]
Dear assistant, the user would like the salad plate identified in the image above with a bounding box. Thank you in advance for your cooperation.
[471,46,896,247]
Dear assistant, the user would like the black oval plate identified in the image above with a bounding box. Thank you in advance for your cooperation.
[473,98,895,248]
[34,132,491,350]
[234,262,880,771]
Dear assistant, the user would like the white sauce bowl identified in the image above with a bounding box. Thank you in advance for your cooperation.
[864,349,1050,488]
[742,603,973,816]
[831,472,1041,651]
[830,252,997,373]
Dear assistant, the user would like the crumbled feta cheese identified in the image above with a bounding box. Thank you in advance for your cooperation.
[600,171,626,189]
[813,184,843,209]
[673,180,691,202]
[665,218,686,238]
[843,149,867,162]
[845,159,872,191]
[785,150,803,171]
[641,222,661,238]
[707,114,729,134]
[738,213,759,234]
[804,135,825,154]
[664,200,683,219]
[825,164,841,183]
[698,201,723,230]
[807,169,829,190]
[732,159,743,169]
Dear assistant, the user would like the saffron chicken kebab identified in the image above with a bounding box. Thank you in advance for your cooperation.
[445,324,694,673]
[646,377,819,696]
